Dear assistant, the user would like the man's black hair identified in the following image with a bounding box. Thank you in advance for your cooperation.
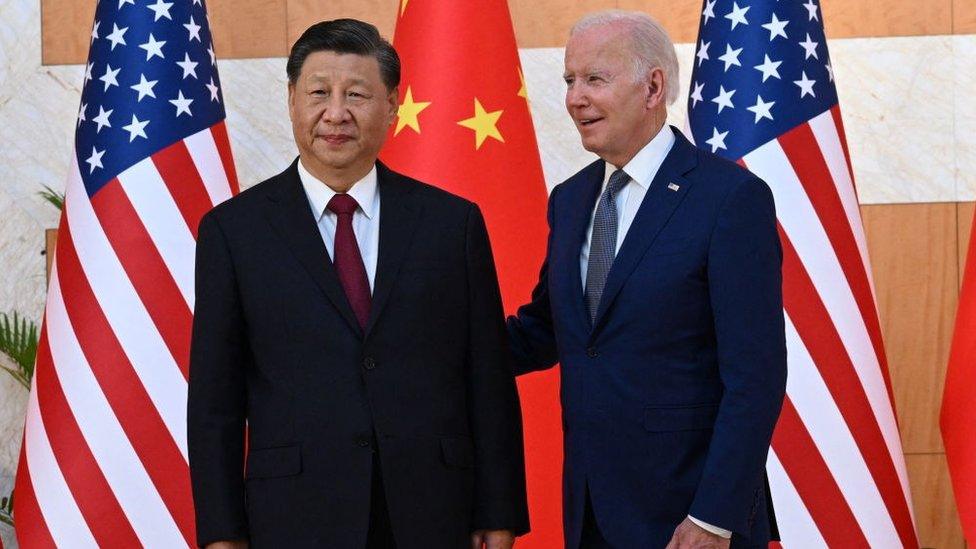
[286,19,400,90]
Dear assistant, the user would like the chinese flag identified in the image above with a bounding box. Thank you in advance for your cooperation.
[942,213,976,542]
[380,0,561,546]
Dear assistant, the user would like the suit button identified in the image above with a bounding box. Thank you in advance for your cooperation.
[363,357,376,370]
[586,347,598,358]
[356,438,371,448]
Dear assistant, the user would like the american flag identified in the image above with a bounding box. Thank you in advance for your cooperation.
[687,0,918,546]
[14,0,237,545]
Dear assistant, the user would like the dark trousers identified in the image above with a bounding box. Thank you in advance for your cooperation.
[366,453,396,549]
[580,487,612,549]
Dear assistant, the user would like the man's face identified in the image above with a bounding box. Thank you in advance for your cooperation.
[288,50,398,176]
[563,25,658,167]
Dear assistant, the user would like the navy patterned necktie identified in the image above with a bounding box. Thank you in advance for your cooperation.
[585,169,630,323]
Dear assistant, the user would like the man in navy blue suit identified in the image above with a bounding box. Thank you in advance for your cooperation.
[508,11,787,549]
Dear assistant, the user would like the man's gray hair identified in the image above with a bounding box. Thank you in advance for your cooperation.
[571,10,680,105]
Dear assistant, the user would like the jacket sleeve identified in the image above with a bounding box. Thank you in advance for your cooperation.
[688,177,788,536]
[187,212,250,546]
[464,203,531,535]
[505,185,561,375]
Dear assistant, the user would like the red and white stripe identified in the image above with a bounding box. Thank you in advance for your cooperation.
[737,108,918,546]
[14,123,238,548]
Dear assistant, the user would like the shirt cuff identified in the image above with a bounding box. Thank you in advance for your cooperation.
[688,515,733,539]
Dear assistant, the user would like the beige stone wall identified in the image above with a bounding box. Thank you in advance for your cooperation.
[1,0,975,545]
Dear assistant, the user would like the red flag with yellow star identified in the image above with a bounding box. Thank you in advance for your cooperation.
[380,0,560,546]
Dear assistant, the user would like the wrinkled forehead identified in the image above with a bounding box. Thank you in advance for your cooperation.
[297,51,384,85]
[564,25,634,75]
[303,72,373,88]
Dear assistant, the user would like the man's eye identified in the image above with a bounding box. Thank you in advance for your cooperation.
[311,90,326,95]
[564,78,574,86]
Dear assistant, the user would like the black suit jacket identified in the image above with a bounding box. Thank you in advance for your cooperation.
[188,160,529,548]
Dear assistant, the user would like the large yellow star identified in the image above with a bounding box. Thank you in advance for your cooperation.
[399,0,409,17]
[395,86,431,136]
[517,68,528,100]
[457,98,504,150]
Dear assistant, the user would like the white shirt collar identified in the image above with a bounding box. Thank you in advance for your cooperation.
[605,125,676,189]
[297,158,380,221]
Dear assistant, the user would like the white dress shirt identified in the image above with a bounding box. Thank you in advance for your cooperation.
[579,124,675,284]
[297,159,380,292]
[578,126,733,540]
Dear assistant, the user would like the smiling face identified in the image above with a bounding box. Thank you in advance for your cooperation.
[288,50,398,189]
[564,24,665,167]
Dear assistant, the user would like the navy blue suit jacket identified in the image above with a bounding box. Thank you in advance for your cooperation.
[508,129,787,548]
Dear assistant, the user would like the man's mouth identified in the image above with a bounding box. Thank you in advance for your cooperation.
[578,117,603,127]
[320,134,354,145]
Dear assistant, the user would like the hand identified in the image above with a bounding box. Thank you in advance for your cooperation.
[471,529,516,549]
[205,541,248,549]
[665,517,730,549]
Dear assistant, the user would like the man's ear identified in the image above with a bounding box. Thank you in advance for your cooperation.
[287,82,296,120]
[387,86,400,125]
[645,67,666,109]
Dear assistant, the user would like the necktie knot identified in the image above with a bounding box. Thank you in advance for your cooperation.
[606,169,630,199]
[327,193,359,216]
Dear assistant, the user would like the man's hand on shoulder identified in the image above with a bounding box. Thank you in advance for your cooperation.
[471,529,515,549]
[204,540,248,549]
[665,517,730,549]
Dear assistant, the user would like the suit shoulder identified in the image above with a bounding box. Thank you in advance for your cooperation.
[556,159,603,193]
[202,166,292,224]
[385,169,477,215]
[415,181,475,210]
[693,147,756,183]
[689,147,772,202]
[543,159,601,211]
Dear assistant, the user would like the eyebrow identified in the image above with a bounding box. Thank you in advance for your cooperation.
[564,69,610,79]
[306,75,370,86]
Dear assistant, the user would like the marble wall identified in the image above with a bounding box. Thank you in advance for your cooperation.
[1,0,974,545]
[0,1,58,543]
[207,36,976,205]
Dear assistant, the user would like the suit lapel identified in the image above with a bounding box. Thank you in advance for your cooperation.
[365,162,422,337]
[559,160,605,331]
[263,159,364,337]
[591,130,699,332]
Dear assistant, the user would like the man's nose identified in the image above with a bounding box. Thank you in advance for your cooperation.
[321,95,351,124]
[566,84,588,109]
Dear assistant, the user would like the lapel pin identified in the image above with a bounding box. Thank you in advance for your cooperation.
[667,182,681,192]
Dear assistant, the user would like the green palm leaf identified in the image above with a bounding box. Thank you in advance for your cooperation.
[38,184,65,211]
[0,312,37,390]
[0,490,13,527]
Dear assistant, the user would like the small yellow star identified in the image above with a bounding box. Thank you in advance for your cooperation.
[457,98,504,149]
[517,68,528,100]
[400,0,409,17]
[395,86,431,136]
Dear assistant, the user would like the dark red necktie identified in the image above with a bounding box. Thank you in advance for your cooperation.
[327,194,371,330]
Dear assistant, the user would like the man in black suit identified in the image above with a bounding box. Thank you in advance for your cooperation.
[188,19,529,549]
